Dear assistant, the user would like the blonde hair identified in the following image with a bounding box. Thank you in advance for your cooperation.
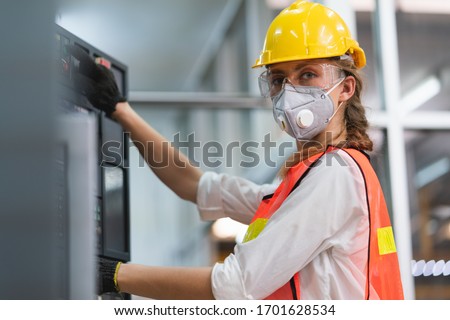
[278,58,373,178]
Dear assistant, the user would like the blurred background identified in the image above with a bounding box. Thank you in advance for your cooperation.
[1,0,449,300]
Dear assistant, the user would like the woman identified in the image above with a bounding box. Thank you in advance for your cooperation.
[75,1,404,299]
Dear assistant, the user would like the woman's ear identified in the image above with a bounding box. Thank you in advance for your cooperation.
[339,75,356,102]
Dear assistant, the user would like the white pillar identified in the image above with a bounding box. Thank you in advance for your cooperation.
[374,0,415,299]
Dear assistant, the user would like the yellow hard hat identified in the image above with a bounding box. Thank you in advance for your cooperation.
[253,1,366,68]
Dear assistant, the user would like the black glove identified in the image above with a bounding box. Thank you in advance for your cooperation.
[66,44,126,116]
[97,257,122,295]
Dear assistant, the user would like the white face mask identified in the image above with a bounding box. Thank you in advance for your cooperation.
[272,78,344,141]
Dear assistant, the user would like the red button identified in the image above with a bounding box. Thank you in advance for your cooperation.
[95,57,111,69]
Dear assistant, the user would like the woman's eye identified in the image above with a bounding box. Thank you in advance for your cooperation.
[270,77,285,86]
[300,71,317,80]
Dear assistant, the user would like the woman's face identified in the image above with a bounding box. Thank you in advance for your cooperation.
[264,59,355,146]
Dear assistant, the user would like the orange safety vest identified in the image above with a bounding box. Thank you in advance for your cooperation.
[242,146,404,300]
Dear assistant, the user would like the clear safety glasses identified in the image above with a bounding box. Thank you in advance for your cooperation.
[258,63,345,98]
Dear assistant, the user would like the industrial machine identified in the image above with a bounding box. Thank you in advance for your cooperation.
[55,24,130,298]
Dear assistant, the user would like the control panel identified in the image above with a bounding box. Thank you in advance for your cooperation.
[55,24,130,263]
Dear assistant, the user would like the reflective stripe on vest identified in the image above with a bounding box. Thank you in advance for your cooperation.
[242,147,404,300]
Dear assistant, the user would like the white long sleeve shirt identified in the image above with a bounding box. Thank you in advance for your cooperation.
[196,148,370,300]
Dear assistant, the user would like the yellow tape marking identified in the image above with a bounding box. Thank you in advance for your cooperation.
[377,226,397,255]
[243,218,268,243]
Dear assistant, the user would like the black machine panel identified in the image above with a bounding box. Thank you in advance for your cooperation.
[55,24,130,263]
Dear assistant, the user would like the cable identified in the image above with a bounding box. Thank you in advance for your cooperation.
[411,260,450,277]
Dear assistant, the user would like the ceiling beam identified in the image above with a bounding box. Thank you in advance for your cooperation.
[129,91,269,109]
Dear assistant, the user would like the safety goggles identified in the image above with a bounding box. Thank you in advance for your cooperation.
[258,63,345,98]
